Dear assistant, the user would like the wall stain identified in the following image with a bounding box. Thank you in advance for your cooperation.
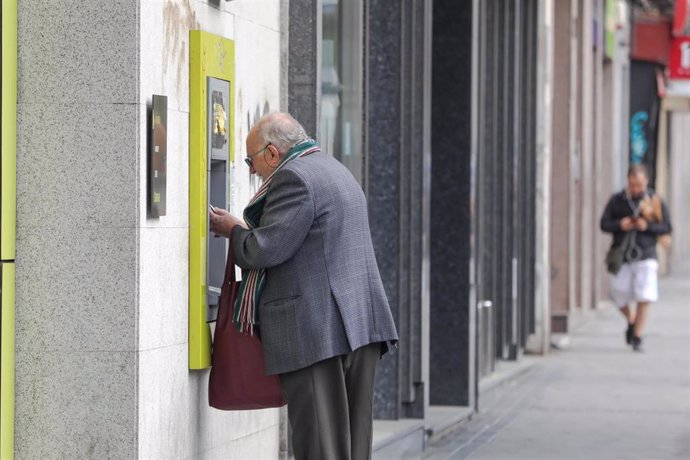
[246,102,271,133]
[245,101,272,194]
[162,0,200,99]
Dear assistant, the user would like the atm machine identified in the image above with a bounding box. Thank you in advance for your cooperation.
[0,1,17,456]
[189,31,235,370]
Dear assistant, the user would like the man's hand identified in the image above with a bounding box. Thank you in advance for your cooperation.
[639,196,653,221]
[209,207,248,238]
[634,217,648,232]
[620,217,635,232]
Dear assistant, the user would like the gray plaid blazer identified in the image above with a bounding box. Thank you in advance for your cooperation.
[231,152,399,375]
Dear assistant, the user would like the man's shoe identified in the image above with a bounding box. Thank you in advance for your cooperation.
[626,324,634,345]
[632,336,644,352]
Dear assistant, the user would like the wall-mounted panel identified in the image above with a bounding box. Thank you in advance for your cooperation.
[189,31,235,370]
[1,1,17,457]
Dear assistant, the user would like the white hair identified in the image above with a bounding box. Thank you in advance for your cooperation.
[255,112,309,154]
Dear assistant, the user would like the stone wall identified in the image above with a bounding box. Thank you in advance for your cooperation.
[15,0,285,457]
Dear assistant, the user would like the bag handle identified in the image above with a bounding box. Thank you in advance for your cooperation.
[223,238,237,286]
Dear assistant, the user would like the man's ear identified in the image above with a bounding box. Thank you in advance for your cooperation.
[267,144,281,165]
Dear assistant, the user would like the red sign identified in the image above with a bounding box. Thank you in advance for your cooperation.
[674,0,690,37]
[669,37,690,79]
[632,16,671,65]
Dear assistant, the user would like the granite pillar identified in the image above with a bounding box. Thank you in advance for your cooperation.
[476,0,500,380]
[15,2,139,457]
[367,0,432,420]
[366,0,403,420]
[473,0,540,373]
[288,0,321,137]
[429,0,474,407]
[396,0,432,419]
[287,0,431,421]
[519,0,538,348]
[509,0,538,353]
[502,0,519,359]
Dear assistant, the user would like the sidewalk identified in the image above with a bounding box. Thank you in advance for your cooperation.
[426,259,690,460]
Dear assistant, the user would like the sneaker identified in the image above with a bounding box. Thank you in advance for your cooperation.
[632,336,644,352]
[626,324,634,345]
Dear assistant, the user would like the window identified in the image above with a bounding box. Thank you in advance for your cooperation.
[320,0,364,184]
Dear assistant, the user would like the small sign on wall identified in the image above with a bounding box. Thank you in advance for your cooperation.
[149,95,168,217]
[670,37,690,79]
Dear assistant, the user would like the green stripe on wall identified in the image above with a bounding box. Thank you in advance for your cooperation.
[1,1,17,458]
[0,263,15,459]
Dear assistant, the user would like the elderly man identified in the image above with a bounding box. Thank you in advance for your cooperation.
[210,112,398,460]
[600,164,672,352]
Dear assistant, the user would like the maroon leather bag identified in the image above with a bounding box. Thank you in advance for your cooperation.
[208,245,286,410]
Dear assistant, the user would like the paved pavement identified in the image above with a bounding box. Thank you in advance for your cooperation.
[426,259,690,460]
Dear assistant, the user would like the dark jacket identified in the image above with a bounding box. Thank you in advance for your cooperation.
[600,190,672,262]
[232,152,399,375]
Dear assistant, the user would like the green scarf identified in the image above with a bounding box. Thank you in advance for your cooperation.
[233,139,321,334]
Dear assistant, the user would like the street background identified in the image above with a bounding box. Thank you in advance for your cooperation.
[4,0,690,458]
[425,260,690,460]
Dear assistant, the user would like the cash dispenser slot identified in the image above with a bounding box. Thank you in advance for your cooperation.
[205,77,230,323]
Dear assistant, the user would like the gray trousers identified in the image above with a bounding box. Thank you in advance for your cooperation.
[279,342,381,460]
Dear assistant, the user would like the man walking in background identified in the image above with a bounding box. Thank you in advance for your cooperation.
[600,164,672,352]
[210,112,398,460]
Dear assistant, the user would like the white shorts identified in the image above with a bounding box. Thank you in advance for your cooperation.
[610,259,659,307]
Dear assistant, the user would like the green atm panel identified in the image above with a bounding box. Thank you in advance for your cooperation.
[1,0,17,457]
[0,265,14,460]
[189,31,234,370]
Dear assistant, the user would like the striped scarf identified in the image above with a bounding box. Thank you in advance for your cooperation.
[233,139,321,334]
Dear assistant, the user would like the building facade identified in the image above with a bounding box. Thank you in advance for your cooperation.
[549,0,633,335]
[13,1,286,457]
[288,2,553,453]
[4,0,553,457]
[0,0,683,458]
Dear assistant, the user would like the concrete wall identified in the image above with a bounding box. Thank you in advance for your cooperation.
[15,1,140,457]
[550,0,573,333]
[656,96,690,271]
[15,0,284,457]
[550,0,631,331]
[591,0,607,307]
[596,60,615,303]
[137,0,283,458]
[529,0,554,354]
[579,0,595,311]
[669,112,690,263]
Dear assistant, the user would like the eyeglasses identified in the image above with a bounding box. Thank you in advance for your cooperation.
[245,144,270,168]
